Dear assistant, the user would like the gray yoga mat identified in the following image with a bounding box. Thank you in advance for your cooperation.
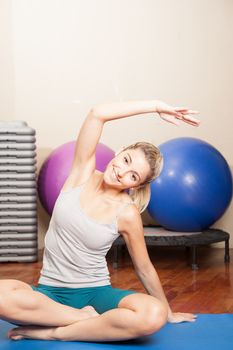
[0,158,36,165]
[0,233,37,240]
[0,210,37,218]
[0,188,37,195]
[0,173,36,180]
[0,202,37,210]
[0,121,35,135]
[0,165,37,173]
[0,135,36,142]
[0,142,36,150]
[0,196,37,203]
[0,225,37,233]
[0,240,37,247]
[0,120,38,262]
[0,217,37,225]
[0,247,37,255]
[0,150,36,158]
[0,255,37,262]
[0,180,37,188]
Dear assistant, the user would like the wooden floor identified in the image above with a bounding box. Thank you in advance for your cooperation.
[0,246,232,313]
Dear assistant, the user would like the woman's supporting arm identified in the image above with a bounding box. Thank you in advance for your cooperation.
[118,205,197,323]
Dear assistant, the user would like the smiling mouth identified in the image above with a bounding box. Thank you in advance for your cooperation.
[113,167,120,182]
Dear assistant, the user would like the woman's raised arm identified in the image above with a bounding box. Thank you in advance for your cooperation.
[71,101,158,176]
[67,101,199,185]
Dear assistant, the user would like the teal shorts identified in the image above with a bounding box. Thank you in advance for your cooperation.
[31,284,137,314]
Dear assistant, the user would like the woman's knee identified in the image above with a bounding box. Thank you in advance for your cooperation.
[0,280,29,317]
[119,294,168,337]
[139,299,168,335]
[0,279,31,293]
[0,286,35,318]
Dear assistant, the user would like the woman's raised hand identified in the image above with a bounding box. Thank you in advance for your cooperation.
[156,101,200,127]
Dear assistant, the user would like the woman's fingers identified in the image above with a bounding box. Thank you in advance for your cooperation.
[169,312,198,323]
[159,113,180,126]
[159,112,200,127]
[158,102,201,127]
[174,107,200,114]
[172,111,201,126]
[182,313,198,322]
[182,115,201,126]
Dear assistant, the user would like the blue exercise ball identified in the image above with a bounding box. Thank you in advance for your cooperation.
[148,137,233,232]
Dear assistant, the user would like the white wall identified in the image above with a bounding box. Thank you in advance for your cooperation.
[0,0,15,119]
[1,0,233,247]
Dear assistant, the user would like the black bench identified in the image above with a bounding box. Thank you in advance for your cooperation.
[112,227,230,270]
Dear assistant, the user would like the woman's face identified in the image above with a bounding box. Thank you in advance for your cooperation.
[104,148,151,190]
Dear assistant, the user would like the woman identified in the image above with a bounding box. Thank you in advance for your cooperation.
[1,100,200,342]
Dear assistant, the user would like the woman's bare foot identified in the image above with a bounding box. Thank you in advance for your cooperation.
[81,306,99,318]
[8,326,58,340]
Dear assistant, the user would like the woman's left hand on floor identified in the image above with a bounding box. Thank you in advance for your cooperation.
[168,312,198,323]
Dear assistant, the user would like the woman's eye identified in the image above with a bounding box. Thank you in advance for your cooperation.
[132,175,137,181]
[124,157,128,163]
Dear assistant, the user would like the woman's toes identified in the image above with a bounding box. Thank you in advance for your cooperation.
[10,335,24,340]
[82,305,99,317]
[8,329,23,340]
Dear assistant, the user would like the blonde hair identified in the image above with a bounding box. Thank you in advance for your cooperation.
[119,142,163,213]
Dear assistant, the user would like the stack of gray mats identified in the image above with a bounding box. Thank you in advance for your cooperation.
[0,121,38,262]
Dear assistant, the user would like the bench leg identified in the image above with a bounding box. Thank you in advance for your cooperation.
[191,246,198,270]
[224,239,230,263]
[185,246,190,256]
[113,245,119,269]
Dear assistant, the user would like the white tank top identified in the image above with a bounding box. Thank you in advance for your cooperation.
[39,184,131,288]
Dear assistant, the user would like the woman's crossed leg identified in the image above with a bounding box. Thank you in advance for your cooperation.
[8,292,168,342]
[0,279,98,327]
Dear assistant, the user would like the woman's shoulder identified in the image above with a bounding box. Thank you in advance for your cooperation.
[117,195,139,222]
[119,192,134,205]
[117,202,141,233]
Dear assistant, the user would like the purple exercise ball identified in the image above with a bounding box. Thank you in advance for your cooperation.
[38,141,115,215]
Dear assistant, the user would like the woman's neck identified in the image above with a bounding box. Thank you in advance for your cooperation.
[95,174,124,201]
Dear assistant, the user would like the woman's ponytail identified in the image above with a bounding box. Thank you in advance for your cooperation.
[123,141,164,213]
[128,183,151,213]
